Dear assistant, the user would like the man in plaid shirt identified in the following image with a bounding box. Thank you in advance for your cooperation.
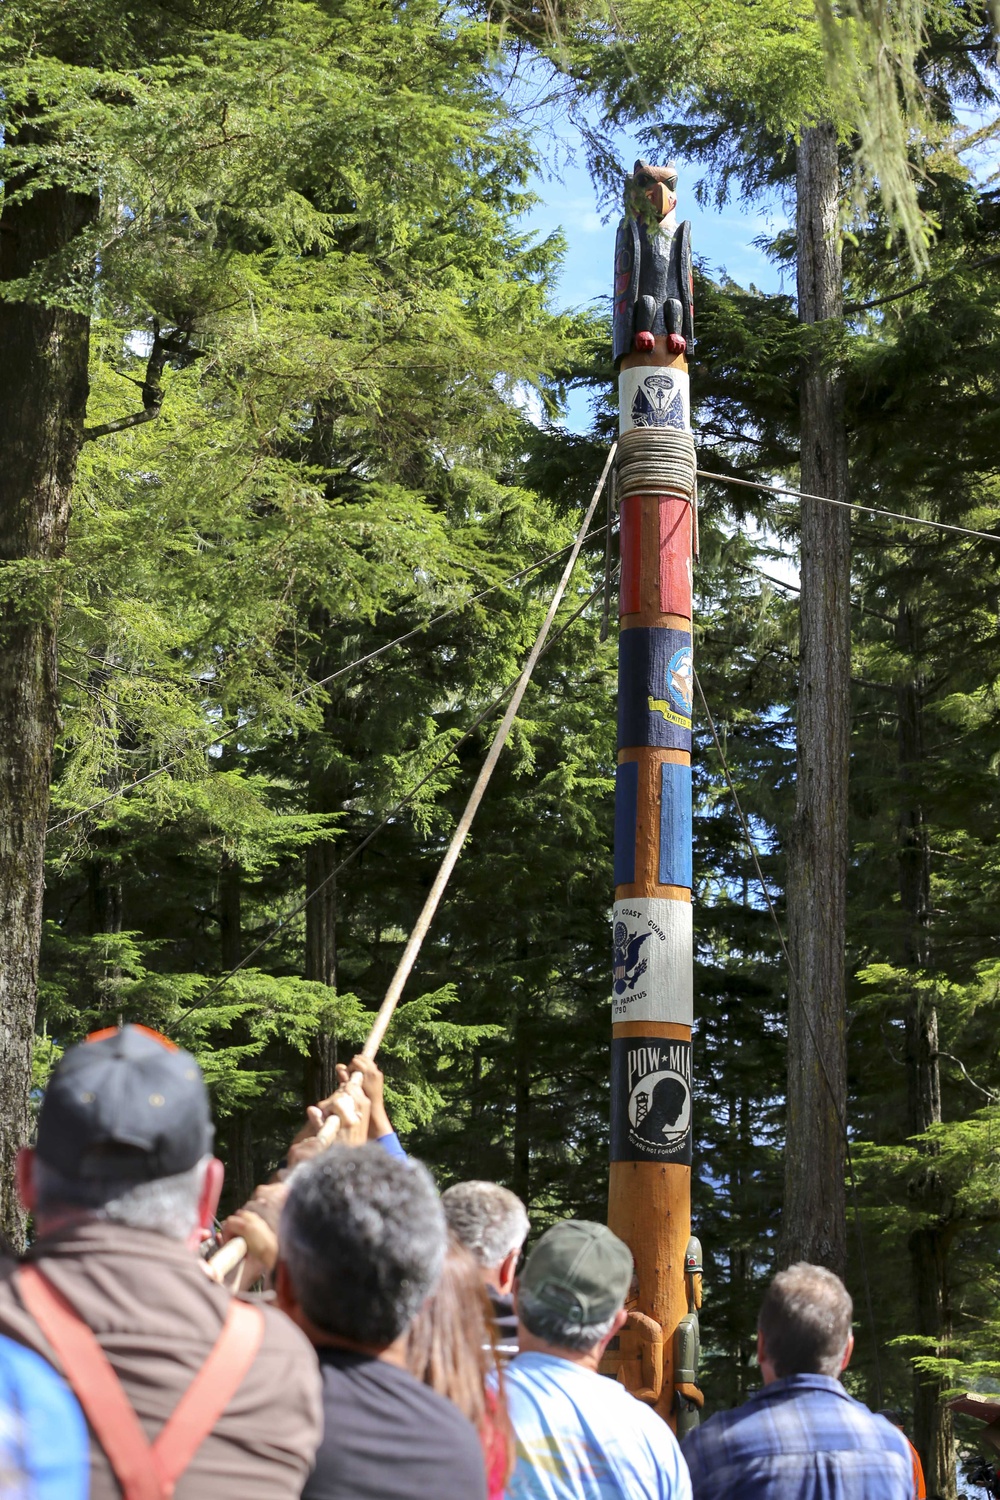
[681,1264,915,1500]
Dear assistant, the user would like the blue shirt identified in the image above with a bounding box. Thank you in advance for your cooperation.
[0,1334,89,1500]
[504,1351,692,1500]
[376,1131,406,1160]
[681,1374,914,1500]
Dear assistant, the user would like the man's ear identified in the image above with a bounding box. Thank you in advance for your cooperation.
[275,1259,298,1318]
[15,1148,36,1214]
[497,1247,519,1296]
[198,1157,225,1230]
[840,1331,855,1373]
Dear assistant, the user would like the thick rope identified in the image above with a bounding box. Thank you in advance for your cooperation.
[207,446,617,1276]
[616,427,696,502]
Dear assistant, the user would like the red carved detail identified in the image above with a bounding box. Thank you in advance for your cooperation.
[659,495,692,617]
[620,495,642,616]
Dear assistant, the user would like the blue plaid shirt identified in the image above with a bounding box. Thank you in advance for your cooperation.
[681,1374,915,1500]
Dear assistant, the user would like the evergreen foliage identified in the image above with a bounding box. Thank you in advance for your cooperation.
[7,0,1000,1488]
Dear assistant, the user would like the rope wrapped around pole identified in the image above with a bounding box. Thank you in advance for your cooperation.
[207,445,617,1279]
[615,427,696,502]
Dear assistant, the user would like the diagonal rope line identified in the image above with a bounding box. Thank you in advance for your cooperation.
[49,516,612,835]
[694,669,884,1407]
[695,468,1000,547]
[172,570,616,1029]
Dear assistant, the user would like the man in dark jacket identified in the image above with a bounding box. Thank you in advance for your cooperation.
[278,1144,487,1500]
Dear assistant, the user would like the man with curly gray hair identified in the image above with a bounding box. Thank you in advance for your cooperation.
[278,1144,487,1500]
[442,1179,529,1356]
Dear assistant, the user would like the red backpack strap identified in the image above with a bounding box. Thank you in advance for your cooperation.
[17,1266,265,1500]
[151,1297,264,1497]
[16,1263,161,1500]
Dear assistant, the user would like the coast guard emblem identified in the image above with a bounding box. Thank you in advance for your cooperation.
[613,919,650,997]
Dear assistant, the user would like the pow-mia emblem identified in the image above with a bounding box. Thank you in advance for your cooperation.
[649,644,693,731]
[613,920,651,997]
[630,371,686,430]
[611,1037,693,1163]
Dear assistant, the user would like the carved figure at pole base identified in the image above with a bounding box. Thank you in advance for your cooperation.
[613,160,694,366]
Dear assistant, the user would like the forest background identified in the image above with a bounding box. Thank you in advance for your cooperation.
[3,0,1000,1494]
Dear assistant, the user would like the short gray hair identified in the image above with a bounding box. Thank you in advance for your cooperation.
[518,1290,617,1354]
[33,1156,209,1241]
[281,1144,446,1346]
[441,1181,529,1269]
[758,1262,853,1377]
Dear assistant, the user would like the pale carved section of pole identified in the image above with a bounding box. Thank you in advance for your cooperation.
[781,121,850,1276]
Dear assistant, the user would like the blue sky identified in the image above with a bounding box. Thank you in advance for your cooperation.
[521,129,791,432]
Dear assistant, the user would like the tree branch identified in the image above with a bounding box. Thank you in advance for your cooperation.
[83,317,200,443]
[83,408,162,441]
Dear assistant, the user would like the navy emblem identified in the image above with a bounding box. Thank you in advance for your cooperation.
[649,644,693,730]
[629,371,686,430]
[613,919,651,996]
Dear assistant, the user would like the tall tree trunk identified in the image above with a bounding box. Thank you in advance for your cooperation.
[897,606,954,1496]
[219,854,256,1207]
[304,840,338,1104]
[512,999,531,1204]
[0,172,94,1249]
[781,121,851,1275]
[87,848,123,1016]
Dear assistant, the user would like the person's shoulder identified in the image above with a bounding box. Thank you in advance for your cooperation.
[0,1330,79,1406]
[680,1387,775,1465]
[620,1382,687,1455]
[0,1332,89,1500]
[349,1358,485,1477]
[255,1296,318,1359]
[251,1299,322,1411]
[847,1400,914,1459]
[377,1357,480,1428]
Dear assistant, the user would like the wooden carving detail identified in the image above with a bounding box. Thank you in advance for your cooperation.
[612,160,694,365]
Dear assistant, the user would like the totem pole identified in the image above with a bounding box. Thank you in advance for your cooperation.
[605,161,703,1432]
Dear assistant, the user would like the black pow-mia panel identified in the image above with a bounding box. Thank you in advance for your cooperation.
[610,1035,692,1164]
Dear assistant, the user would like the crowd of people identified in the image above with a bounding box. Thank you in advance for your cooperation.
[0,1025,926,1498]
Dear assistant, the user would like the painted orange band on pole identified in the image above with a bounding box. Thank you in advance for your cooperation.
[618,747,690,767]
[613,1020,691,1040]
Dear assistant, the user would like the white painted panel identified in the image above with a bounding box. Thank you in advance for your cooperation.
[619,366,691,437]
[612,897,693,1025]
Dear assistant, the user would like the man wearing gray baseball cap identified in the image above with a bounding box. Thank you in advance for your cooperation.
[504,1219,692,1499]
[0,1024,322,1500]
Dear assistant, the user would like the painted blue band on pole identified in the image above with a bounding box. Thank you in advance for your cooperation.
[659,761,693,888]
[613,760,639,886]
[618,627,693,752]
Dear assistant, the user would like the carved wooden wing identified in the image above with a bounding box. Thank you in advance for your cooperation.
[612,213,641,364]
